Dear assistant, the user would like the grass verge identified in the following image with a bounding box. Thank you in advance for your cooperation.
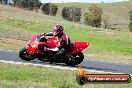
[0,62,132,88]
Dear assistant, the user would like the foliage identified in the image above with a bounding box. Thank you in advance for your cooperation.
[42,3,58,16]
[84,4,102,28]
[62,7,69,20]
[84,12,93,26]
[42,3,50,15]
[50,3,58,16]
[62,6,81,22]
[12,0,42,11]
[129,10,132,32]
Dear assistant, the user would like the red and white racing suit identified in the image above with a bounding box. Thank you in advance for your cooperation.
[45,32,73,57]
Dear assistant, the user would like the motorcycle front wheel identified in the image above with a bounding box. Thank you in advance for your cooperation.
[19,47,35,61]
[65,52,84,66]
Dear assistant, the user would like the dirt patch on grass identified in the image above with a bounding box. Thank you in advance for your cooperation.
[0,38,26,45]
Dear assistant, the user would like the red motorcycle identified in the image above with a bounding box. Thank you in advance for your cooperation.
[19,34,89,66]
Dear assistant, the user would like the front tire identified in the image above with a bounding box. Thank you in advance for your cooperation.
[76,75,87,85]
[65,52,84,66]
[19,47,35,61]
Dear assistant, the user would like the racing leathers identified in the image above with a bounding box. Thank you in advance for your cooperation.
[44,32,73,59]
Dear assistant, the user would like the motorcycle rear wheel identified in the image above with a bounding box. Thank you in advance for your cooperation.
[65,52,84,66]
[19,47,35,61]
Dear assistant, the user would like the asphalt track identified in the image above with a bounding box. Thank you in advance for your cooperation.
[0,50,132,74]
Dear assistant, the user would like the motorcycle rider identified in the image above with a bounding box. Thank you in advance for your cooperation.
[43,24,73,61]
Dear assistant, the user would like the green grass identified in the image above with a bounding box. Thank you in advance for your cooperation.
[0,80,52,88]
[0,63,79,88]
[0,62,132,88]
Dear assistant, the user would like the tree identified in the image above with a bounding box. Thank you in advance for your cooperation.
[84,4,102,28]
[42,3,50,15]
[62,7,70,21]
[13,0,41,11]
[102,15,109,29]
[42,3,58,16]
[84,12,93,26]
[62,6,81,22]
[129,10,132,32]
[49,3,58,16]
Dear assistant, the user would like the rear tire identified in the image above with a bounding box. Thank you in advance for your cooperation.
[65,52,84,66]
[19,47,35,61]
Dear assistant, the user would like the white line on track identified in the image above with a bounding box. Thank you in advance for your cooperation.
[0,60,130,76]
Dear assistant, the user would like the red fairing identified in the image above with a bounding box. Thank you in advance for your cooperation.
[26,34,46,54]
[46,37,59,48]
[69,42,89,54]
